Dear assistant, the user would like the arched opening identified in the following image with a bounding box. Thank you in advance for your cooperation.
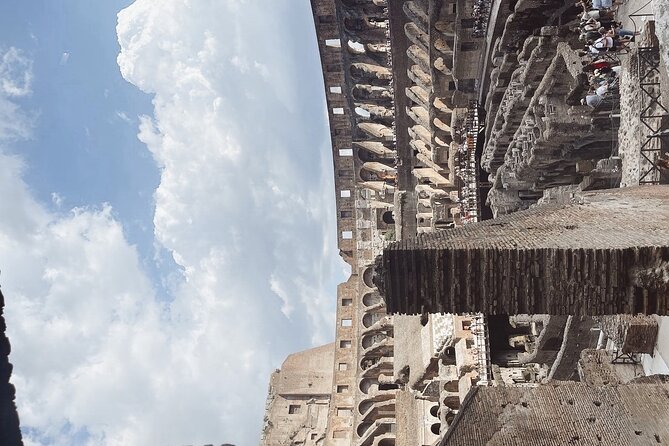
[362,312,385,328]
[359,400,374,415]
[363,292,382,307]
[382,210,395,224]
[445,411,456,424]
[363,267,376,288]
[362,333,386,349]
[361,356,379,370]
[352,84,392,102]
[430,405,440,418]
[359,378,376,394]
[357,422,373,437]
[378,439,395,446]
[355,106,371,118]
[360,168,379,181]
[431,423,441,435]
[444,395,460,410]
[358,149,378,162]
[442,354,456,366]
[348,40,366,54]
[443,380,459,392]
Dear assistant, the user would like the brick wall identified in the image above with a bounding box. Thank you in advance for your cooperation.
[441,378,669,445]
[378,186,669,316]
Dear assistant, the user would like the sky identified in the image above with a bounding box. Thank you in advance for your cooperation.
[0,1,347,445]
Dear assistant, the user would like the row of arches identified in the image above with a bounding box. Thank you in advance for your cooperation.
[357,262,397,443]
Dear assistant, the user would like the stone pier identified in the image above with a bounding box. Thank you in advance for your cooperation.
[376,186,669,316]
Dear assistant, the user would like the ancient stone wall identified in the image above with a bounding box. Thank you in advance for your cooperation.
[597,315,659,354]
[308,1,401,445]
[261,344,334,446]
[441,378,669,445]
[378,186,669,316]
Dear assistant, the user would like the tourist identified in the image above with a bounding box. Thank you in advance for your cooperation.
[582,91,603,108]
[582,58,615,72]
[591,0,613,10]
[593,35,615,50]
[599,26,636,38]
[580,29,603,42]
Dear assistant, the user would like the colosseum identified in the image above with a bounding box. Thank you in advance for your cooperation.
[261,0,669,445]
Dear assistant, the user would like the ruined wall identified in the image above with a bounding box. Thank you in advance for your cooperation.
[441,378,669,445]
[261,344,335,446]
[309,1,401,445]
[378,186,669,316]
[597,315,659,354]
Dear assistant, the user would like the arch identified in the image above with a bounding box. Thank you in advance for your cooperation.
[355,106,372,118]
[361,356,379,370]
[357,422,373,437]
[352,84,393,101]
[430,404,439,418]
[363,266,375,288]
[358,149,377,163]
[378,439,395,446]
[363,292,382,307]
[362,312,385,328]
[431,423,441,435]
[350,63,392,83]
[362,333,386,349]
[359,378,376,394]
[359,400,374,415]
[382,210,395,224]
[358,122,394,140]
[360,169,379,181]
[443,380,459,392]
[444,395,460,410]
[348,40,366,54]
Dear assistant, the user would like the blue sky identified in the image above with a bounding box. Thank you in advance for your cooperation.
[0,1,346,445]
[0,0,172,296]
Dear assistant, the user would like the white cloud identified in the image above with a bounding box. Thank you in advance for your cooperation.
[0,47,33,142]
[115,110,132,124]
[1,1,345,446]
[0,47,33,97]
[50,192,64,207]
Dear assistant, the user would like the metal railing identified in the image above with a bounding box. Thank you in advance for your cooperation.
[637,46,669,184]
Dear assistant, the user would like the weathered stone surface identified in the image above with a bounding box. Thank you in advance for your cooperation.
[597,315,659,354]
[377,186,669,316]
[441,378,669,445]
[260,344,334,445]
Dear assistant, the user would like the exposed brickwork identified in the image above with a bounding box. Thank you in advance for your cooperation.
[378,186,669,316]
[441,379,669,445]
[578,349,624,386]
[597,315,659,354]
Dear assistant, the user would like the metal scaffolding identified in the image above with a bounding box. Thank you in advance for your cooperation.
[637,46,669,184]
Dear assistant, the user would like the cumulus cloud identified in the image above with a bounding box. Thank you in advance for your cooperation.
[2,1,344,445]
[0,47,33,141]
[115,110,132,124]
[0,47,33,97]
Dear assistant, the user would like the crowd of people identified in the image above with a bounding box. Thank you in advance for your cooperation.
[573,0,638,108]
[472,0,492,37]
[455,142,479,223]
